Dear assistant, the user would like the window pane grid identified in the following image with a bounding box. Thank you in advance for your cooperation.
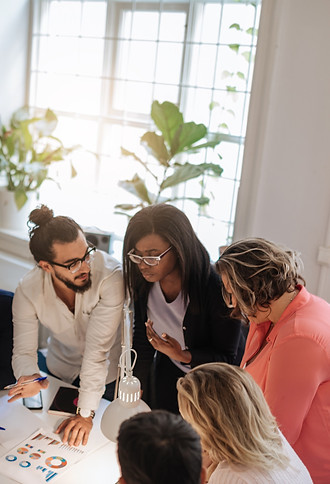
[29,0,261,260]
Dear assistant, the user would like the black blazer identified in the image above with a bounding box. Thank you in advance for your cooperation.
[133,267,246,393]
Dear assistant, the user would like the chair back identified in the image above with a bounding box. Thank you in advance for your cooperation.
[0,289,16,389]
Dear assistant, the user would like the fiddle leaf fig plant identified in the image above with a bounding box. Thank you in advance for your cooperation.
[0,107,77,210]
[115,100,223,215]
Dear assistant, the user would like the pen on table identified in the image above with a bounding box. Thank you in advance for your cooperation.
[4,376,48,390]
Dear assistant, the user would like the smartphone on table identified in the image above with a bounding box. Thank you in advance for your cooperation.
[23,392,43,410]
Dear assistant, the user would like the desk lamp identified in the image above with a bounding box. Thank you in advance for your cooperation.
[101,303,150,442]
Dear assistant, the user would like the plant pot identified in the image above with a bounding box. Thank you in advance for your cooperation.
[0,186,37,231]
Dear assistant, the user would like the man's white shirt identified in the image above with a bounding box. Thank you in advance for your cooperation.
[12,250,124,410]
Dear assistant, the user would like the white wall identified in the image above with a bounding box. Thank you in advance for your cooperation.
[234,0,330,301]
[0,0,30,124]
[0,0,32,291]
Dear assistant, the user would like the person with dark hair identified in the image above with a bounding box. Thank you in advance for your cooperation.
[216,237,330,483]
[8,205,124,446]
[123,203,246,413]
[117,410,206,484]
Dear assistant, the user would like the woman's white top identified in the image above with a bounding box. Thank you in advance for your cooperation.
[208,432,313,484]
[147,281,190,373]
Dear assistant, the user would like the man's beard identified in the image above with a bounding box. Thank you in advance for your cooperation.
[54,270,92,293]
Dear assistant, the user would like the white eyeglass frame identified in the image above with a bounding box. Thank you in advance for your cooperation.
[127,246,172,266]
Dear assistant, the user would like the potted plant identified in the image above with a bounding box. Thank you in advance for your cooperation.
[116,100,223,216]
[0,106,77,211]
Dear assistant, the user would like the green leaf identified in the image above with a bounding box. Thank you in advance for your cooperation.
[246,27,257,35]
[121,147,144,164]
[171,122,207,156]
[120,146,158,180]
[161,195,211,206]
[222,70,233,79]
[185,132,222,153]
[229,44,240,54]
[44,108,57,123]
[186,196,210,206]
[20,121,34,153]
[141,132,170,166]
[242,51,252,62]
[226,86,237,92]
[114,203,144,211]
[209,101,220,111]
[70,161,77,178]
[151,101,183,146]
[34,109,58,136]
[229,23,241,31]
[3,132,15,158]
[160,162,223,190]
[118,174,153,204]
[10,106,30,128]
[185,140,221,153]
[36,146,63,164]
[237,71,245,80]
[14,189,28,210]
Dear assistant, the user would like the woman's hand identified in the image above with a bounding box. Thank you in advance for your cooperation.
[55,415,93,446]
[145,319,192,364]
[7,373,49,402]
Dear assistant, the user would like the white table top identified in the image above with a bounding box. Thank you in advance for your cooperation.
[0,373,120,484]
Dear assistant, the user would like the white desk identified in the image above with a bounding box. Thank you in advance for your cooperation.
[0,374,120,484]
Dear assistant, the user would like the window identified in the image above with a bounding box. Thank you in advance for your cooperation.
[29,0,261,260]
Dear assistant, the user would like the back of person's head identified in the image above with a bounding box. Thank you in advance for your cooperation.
[28,204,83,263]
[123,203,210,304]
[177,362,288,474]
[117,410,203,484]
[216,237,305,319]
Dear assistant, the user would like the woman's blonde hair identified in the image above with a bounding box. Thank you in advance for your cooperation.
[177,363,288,477]
[216,237,305,319]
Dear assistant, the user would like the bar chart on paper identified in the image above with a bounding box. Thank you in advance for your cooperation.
[0,427,105,483]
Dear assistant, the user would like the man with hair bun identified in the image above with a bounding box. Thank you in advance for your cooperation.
[8,205,124,446]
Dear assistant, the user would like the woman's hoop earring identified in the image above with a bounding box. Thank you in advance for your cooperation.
[227,294,235,308]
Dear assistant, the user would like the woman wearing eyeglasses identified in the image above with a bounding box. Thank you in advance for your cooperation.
[123,203,246,413]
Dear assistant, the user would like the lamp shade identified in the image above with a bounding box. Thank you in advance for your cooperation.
[101,374,151,442]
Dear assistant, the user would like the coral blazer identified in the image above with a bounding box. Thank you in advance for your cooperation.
[241,285,330,484]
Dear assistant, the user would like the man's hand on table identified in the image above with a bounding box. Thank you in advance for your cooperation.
[7,373,49,402]
[56,415,93,446]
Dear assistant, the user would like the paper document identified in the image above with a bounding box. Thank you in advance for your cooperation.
[0,427,107,483]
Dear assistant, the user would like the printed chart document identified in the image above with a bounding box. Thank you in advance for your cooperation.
[0,394,109,483]
[0,427,108,483]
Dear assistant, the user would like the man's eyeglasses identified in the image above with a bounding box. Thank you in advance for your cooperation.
[49,245,96,274]
[127,246,172,266]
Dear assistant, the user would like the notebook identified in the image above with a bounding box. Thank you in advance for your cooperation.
[48,386,79,417]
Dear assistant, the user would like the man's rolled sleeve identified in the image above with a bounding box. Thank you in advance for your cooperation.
[12,285,40,379]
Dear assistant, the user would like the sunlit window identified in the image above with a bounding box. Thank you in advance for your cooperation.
[29,0,261,260]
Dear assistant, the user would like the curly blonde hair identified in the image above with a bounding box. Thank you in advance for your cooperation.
[177,363,289,478]
[216,238,305,319]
